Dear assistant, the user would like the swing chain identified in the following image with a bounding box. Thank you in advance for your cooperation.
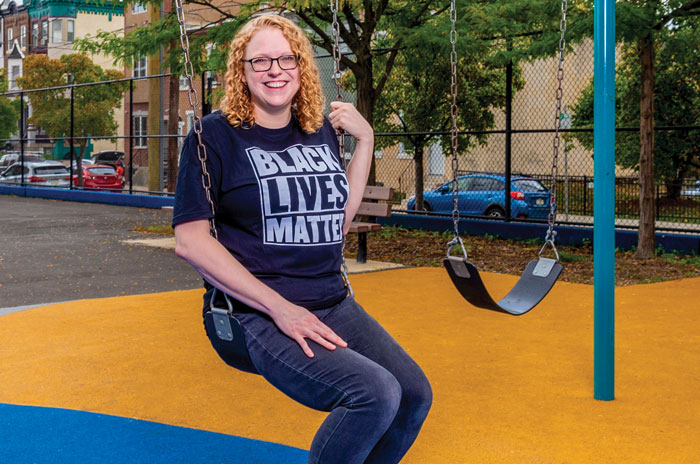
[449,0,460,243]
[330,0,343,103]
[330,0,353,298]
[174,0,218,241]
[330,0,346,164]
[545,0,568,255]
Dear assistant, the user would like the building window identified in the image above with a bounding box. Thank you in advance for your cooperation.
[41,20,48,46]
[10,65,20,90]
[67,20,74,43]
[32,22,39,47]
[52,19,62,43]
[397,142,413,159]
[179,76,189,90]
[185,111,194,135]
[7,29,13,50]
[20,26,26,48]
[133,114,147,148]
[132,2,147,13]
[133,56,147,78]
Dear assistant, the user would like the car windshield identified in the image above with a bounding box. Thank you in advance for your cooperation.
[88,167,116,175]
[34,166,69,175]
[514,179,547,192]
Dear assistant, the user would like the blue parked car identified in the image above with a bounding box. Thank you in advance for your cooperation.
[407,174,551,219]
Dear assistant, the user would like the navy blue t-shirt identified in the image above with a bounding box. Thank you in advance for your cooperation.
[172,112,349,310]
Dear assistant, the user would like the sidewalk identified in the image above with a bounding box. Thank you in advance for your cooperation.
[122,236,407,274]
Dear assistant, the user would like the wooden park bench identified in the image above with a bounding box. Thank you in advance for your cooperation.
[347,185,394,263]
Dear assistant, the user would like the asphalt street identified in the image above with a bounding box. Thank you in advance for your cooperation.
[0,195,202,309]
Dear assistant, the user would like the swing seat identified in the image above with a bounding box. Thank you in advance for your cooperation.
[444,256,562,315]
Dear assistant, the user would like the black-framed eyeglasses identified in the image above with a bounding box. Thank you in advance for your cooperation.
[242,55,300,72]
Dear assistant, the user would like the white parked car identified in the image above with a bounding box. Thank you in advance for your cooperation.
[681,180,700,197]
[0,162,71,187]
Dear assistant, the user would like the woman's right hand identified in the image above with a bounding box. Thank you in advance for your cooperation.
[175,219,346,358]
[270,303,348,358]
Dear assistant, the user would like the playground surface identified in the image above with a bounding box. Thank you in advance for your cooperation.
[1,197,699,463]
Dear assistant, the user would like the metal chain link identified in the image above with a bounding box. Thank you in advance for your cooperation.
[542,0,568,258]
[446,0,468,259]
[330,0,346,158]
[174,0,218,240]
[449,0,460,240]
[330,0,353,297]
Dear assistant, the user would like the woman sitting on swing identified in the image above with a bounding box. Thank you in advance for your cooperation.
[172,13,432,464]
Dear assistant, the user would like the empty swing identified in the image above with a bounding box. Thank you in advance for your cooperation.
[442,0,567,315]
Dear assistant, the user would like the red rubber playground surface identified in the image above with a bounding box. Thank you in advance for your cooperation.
[1,267,699,463]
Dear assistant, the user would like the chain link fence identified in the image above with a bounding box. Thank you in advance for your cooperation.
[1,40,698,233]
[315,40,699,233]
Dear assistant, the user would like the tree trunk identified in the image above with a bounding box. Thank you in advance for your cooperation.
[413,142,425,210]
[167,61,179,193]
[147,3,162,192]
[635,35,656,259]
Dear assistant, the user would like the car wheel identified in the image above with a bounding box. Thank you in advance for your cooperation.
[410,201,432,212]
[485,206,505,218]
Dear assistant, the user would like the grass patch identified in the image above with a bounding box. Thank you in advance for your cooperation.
[660,251,700,267]
[558,251,589,263]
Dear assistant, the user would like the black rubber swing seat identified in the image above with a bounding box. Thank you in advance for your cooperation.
[444,256,563,315]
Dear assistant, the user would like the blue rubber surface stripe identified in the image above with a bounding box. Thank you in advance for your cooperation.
[0,403,308,464]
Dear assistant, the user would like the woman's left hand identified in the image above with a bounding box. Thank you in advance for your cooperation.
[329,102,373,143]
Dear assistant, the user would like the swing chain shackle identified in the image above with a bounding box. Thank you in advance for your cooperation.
[546,0,568,249]
[330,0,353,298]
[539,230,560,262]
[174,0,218,241]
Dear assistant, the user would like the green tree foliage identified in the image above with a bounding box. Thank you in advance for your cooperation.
[372,35,522,208]
[569,23,700,193]
[17,54,126,186]
[0,68,20,142]
[76,0,589,185]
[569,1,700,258]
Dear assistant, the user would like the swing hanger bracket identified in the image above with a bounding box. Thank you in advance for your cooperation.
[447,236,468,261]
[538,235,560,262]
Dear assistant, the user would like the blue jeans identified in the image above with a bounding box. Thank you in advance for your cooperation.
[204,295,432,464]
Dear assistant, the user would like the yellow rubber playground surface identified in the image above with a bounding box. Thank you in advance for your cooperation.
[1,267,699,463]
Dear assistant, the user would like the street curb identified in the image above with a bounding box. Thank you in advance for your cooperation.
[0,185,174,209]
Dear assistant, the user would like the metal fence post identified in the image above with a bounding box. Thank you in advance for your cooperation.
[69,83,75,190]
[19,91,25,186]
[655,183,660,222]
[504,53,513,220]
[129,78,134,195]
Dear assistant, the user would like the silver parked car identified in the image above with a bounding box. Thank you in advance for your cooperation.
[0,162,71,187]
[0,152,46,168]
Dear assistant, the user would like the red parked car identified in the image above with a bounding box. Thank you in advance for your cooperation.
[73,164,123,191]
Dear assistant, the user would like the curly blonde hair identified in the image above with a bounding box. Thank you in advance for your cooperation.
[220,14,324,133]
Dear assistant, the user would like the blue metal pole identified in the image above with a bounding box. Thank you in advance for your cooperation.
[593,0,615,401]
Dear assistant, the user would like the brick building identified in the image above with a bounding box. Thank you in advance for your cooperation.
[122,1,240,188]
[0,0,124,155]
